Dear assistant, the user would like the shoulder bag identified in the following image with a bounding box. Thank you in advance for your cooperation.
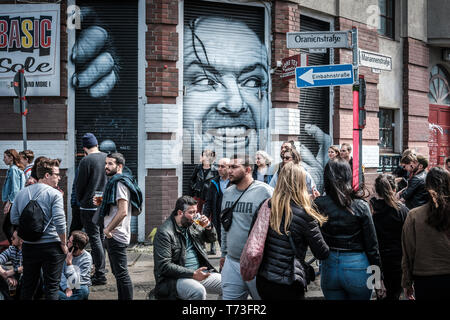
[220,181,253,231]
[240,198,271,282]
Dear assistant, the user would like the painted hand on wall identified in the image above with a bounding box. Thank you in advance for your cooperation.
[300,124,332,192]
[71,7,119,98]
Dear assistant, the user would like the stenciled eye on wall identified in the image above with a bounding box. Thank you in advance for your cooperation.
[429,65,450,105]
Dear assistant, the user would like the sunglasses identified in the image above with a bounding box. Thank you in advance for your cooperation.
[283,156,292,160]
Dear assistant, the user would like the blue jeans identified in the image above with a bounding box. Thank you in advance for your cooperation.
[105,238,133,300]
[320,251,373,300]
[58,285,90,300]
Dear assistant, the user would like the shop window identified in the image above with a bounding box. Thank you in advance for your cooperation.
[378,108,395,152]
[378,0,395,39]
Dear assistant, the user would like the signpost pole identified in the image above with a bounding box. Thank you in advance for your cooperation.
[18,69,27,150]
[351,27,360,190]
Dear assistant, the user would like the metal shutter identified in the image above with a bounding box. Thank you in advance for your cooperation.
[298,15,331,192]
[298,15,331,157]
[182,1,266,195]
[74,0,139,234]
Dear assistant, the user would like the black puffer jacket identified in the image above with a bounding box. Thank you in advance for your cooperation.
[257,200,329,288]
[153,216,217,300]
[370,197,409,260]
[401,170,429,210]
[315,195,382,269]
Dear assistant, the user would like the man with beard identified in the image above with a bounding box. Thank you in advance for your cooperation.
[94,153,142,300]
[220,154,273,300]
[397,153,429,210]
[183,16,269,159]
[153,196,221,300]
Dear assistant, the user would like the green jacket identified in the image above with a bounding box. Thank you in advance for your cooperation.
[153,215,217,300]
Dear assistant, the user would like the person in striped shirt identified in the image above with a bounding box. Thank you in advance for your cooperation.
[0,229,23,299]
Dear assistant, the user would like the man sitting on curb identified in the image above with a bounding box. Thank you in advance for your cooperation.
[153,196,222,300]
[0,229,23,300]
[58,231,93,300]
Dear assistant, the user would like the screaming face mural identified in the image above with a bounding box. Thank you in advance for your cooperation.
[183,3,269,164]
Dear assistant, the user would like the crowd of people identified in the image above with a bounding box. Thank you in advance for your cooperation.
[1,137,449,301]
[0,133,142,300]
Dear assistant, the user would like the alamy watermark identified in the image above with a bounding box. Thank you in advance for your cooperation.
[366,265,382,290]
[67,5,81,30]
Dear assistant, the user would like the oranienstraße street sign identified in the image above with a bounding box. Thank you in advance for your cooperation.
[296,64,354,88]
[287,31,350,49]
[358,49,392,71]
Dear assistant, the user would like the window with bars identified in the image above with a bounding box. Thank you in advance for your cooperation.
[378,0,395,39]
[378,108,395,152]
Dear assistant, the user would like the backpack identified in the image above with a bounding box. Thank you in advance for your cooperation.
[18,187,52,242]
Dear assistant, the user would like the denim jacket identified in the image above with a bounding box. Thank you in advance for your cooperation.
[2,165,25,203]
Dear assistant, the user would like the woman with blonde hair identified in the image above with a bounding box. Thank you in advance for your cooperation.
[255,162,329,300]
[253,150,273,184]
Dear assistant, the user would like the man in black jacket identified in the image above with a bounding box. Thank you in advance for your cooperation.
[76,133,108,285]
[397,153,429,209]
[202,157,230,254]
[153,196,222,300]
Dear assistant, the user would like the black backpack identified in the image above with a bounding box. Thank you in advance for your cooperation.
[18,187,51,242]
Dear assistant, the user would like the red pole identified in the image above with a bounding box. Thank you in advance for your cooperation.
[352,84,360,190]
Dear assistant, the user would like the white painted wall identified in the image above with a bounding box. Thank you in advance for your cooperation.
[0,140,69,169]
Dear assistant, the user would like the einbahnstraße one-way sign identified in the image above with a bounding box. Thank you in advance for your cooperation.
[296,64,354,88]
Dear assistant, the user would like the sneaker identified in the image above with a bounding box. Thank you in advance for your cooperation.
[91,277,107,286]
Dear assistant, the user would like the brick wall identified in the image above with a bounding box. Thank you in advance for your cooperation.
[403,38,430,155]
[144,0,180,239]
[271,0,301,149]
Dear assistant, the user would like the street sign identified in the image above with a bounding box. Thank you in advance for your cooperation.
[287,31,350,49]
[295,64,354,88]
[281,53,307,80]
[358,49,392,71]
[309,48,327,54]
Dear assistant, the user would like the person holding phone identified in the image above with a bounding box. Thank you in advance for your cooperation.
[153,196,222,300]
[58,231,93,300]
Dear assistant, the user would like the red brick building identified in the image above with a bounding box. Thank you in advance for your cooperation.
[0,0,446,243]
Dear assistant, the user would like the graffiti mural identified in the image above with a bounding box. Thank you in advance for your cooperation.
[71,0,138,175]
[183,2,268,164]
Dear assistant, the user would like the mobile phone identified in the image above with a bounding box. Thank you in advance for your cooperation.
[203,269,214,274]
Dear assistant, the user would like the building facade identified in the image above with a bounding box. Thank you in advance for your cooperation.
[0,0,447,242]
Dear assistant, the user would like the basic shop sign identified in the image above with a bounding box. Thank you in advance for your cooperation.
[0,4,60,96]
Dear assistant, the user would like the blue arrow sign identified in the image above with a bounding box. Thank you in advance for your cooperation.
[296,64,354,88]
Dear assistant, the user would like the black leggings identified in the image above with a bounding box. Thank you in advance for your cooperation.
[256,275,305,300]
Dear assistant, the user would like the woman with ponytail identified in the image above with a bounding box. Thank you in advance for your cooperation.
[255,162,329,300]
[370,173,409,300]
[315,159,385,300]
[2,149,25,244]
[402,167,450,300]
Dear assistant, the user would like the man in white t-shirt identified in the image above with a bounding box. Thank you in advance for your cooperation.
[94,152,133,300]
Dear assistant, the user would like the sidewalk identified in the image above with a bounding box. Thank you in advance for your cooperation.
[88,243,325,300]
